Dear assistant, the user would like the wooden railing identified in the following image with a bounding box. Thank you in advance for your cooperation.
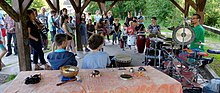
[203,25,220,35]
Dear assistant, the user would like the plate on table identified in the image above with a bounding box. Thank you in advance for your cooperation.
[120,74,132,80]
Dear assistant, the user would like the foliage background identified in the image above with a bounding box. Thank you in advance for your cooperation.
[87,0,220,29]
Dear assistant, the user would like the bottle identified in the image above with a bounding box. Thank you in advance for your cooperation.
[129,68,134,73]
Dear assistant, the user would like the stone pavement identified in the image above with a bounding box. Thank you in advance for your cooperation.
[0,40,146,92]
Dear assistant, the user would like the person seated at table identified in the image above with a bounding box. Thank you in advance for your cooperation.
[82,34,111,69]
[147,17,161,35]
[47,34,78,70]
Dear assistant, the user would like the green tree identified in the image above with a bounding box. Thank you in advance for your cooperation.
[29,0,46,12]
[2,0,45,13]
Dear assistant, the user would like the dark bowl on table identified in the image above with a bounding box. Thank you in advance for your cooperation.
[60,65,79,78]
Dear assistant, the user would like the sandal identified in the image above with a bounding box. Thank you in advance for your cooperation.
[44,64,52,70]
[34,64,44,70]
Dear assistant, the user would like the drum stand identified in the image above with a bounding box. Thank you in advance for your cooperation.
[162,47,194,86]
[153,35,162,67]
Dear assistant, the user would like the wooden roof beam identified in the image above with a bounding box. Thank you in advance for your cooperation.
[45,0,57,11]
[186,0,197,10]
[97,1,106,14]
[69,0,78,12]
[184,0,190,17]
[105,1,117,14]
[0,0,19,22]
[169,0,185,13]
[81,0,91,13]
[22,0,34,12]
[196,0,206,11]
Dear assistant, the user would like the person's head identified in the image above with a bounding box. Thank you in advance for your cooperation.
[81,13,86,18]
[133,17,137,21]
[88,19,92,24]
[62,8,67,15]
[114,18,119,23]
[191,14,201,25]
[99,18,104,24]
[138,11,142,16]
[129,21,133,27]
[50,9,56,16]
[151,17,157,24]
[61,14,69,26]
[27,9,35,20]
[69,16,73,22]
[54,34,68,48]
[96,10,100,15]
[133,20,138,26]
[88,34,104,50]
[88,12,91,16]
[31,8,38,17]
[41,7,46,14]
[107,11,112,16]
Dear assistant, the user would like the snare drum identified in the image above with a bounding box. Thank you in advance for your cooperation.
[127,35,136,46]
[150,38,164,49]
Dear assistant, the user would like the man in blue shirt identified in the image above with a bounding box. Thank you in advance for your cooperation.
[47,34,77,70]
[82,34,110,69]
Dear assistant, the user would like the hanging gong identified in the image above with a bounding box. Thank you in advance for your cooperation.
[172,26,195,45]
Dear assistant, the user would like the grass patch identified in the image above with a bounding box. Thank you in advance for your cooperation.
[204,45,220,76]
[5,74,16,83]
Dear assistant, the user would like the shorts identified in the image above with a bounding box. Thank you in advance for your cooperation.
[0,41,6,50]
[1,28,6,37]
[66,33,74,40]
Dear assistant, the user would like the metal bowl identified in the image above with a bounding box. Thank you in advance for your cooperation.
[60,65,79,78]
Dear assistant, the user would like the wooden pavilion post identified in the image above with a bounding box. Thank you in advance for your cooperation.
[70,0,83,51]
[69,0,91,51]
[13,0,33,71]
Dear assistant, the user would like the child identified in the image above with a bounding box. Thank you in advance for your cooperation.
[47,34,78,70]
[82,34,110,69]
[127,21,135,49]
[122,23,128,50]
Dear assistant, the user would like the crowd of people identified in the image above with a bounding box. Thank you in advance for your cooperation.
[0,7,204,71]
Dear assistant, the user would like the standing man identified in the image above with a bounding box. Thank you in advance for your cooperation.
[94,10,101,26]
[147,17,160,35]
[37,7,49,50]
[190,14,204,52]
[5,14,17,57]
[137,11,144,25]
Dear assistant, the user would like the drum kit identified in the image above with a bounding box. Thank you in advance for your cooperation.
[142,24,215,87]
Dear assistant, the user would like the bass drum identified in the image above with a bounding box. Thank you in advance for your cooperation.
[172,26,195,45]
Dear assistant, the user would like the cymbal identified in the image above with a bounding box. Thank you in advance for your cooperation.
[172,26,195,45]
